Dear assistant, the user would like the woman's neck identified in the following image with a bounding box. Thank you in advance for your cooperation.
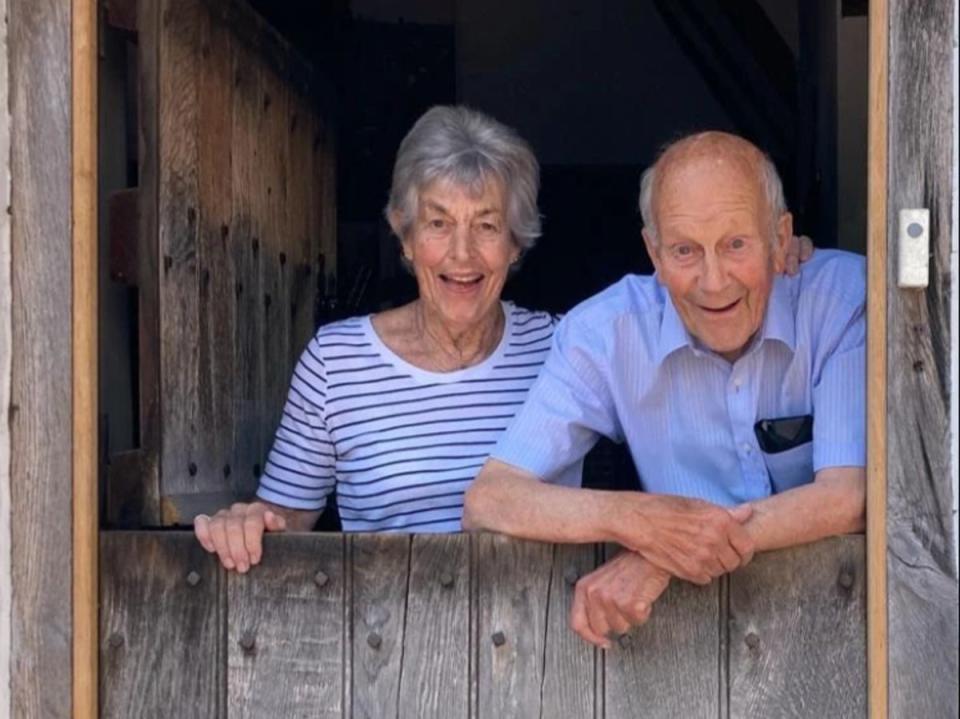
[412,300,505,371]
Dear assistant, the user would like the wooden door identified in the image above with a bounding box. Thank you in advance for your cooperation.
[104,0,337,527]
[876,0,958,715]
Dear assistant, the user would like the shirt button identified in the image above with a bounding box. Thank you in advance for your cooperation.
[742,444,752,454]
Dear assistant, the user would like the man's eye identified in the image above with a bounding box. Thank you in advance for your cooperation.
[478,222,499,233]
[673,245,693,257]
[729,237,747,250]
[429,219,447,229]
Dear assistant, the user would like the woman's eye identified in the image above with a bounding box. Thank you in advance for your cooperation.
[729,237,747,250]
[429,219,446,230]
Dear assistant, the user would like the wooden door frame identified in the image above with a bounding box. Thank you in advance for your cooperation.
[73,0,98,716]
[64,1,918,717]
[866,0,888,717]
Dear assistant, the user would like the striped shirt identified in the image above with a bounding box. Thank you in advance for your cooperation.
[492,250,866,506]
[257,302,582,531]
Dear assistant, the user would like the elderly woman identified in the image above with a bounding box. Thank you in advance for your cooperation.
[195,105,580,571]
[195,106,813,573]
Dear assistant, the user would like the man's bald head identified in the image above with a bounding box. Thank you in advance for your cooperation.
[638,132,786,245]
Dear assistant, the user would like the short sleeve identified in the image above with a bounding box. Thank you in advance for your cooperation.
[257,337,337,510]
[812,268,866,471]
[491,312,622,482]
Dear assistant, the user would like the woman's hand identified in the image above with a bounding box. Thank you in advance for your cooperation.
[784,234,814,276]
[194,501,288,573]
[569,551,671,648]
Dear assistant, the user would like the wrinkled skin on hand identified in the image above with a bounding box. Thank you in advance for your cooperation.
[619,494,755,585]
[193,501,287,573]
[570,551,671,648]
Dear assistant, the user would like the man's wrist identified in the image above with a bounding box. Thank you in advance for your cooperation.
[605,491,653,551]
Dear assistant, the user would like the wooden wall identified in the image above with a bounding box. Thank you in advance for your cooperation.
[8,0,73,715]
[885,0,959,714]
[108,0,336,526]
[100,533,866,718]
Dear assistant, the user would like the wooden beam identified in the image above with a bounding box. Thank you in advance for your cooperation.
[866,0,888,716]
[885,0,958,715]
[9,0,73,714]
[73,0,99,715]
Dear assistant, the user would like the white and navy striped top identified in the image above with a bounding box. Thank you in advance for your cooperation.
[257,302,582,532]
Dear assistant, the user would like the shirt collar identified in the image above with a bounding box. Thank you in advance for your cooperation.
[655,274,796,364]
[656,286,694,364]
[759,275,796,351]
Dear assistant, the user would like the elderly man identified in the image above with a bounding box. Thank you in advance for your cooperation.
[462,131,865,648]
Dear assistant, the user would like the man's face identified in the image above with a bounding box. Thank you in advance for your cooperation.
[643,157,791,363]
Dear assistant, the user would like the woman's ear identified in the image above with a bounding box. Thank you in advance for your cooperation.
[387,209,406,240]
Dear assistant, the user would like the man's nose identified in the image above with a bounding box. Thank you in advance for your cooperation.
[699,255,728,293]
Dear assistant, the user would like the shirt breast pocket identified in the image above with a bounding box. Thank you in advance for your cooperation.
[761,441,814,494]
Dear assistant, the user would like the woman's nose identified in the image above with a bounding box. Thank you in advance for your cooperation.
[448,226,473,259]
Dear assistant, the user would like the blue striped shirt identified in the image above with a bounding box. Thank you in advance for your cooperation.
[492,250,866,506]
[257,302,582,531]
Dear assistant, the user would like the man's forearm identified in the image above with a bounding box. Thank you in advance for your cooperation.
[463,460,627,545]
[742,467,865,552]
[464,460,755,589]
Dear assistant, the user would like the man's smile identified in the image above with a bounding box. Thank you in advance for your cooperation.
[698,298,742,314]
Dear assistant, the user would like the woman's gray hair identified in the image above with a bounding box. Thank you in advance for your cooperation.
[385,105,541,251]
[638,134,787,244]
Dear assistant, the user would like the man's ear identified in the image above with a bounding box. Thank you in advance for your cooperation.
[642,228,662,273]
[771,212,793,273]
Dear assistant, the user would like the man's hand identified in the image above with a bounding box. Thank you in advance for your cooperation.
[570,551,671,648]
[784,234,814,276]
[616,495,755,585]
[194,501,288,573]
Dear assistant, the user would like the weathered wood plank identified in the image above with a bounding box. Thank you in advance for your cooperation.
[201,0,315,99]
[136,0,328,519]
[196,2,236,504]
[350,534,412,719]
[258,67,290,460]
[475,534,554,718]
[132,0,163,526]
[728,536,866,718]
[157,0,202,511]
[885,0,959,715]
[286,94,315,361]
[286,96,315,362]
[540,543,599,719]
[9,0,73,713]
[227,533,345,718]
[313,111,337,323]
[231,40,265,499]
[396,534,471,719]
[604,546,721,719]
[100,532,224,718]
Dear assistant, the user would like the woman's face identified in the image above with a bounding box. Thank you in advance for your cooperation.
[401,177,519,332]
